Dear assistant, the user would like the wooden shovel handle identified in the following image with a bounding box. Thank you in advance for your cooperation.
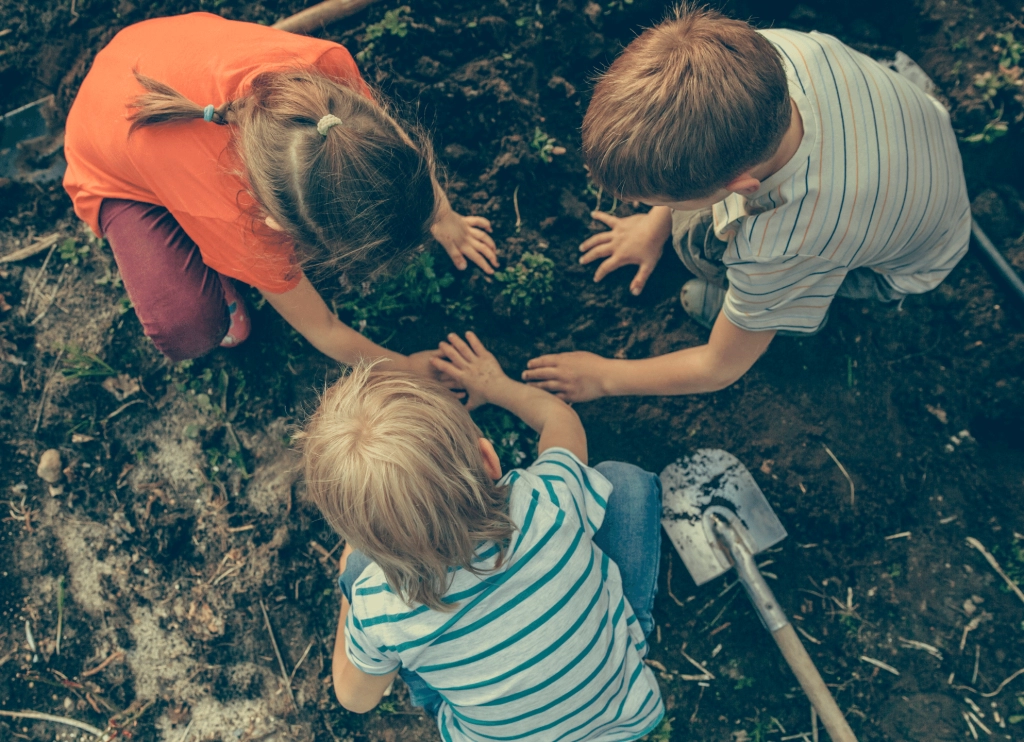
[273,0,380,34]
[772,623,858,742]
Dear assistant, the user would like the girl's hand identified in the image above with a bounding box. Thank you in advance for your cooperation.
[430,332,510,411]
[431,211,499,274]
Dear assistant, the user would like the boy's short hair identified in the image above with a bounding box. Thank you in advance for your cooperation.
[583,4,791,202]
[302,363,515,611]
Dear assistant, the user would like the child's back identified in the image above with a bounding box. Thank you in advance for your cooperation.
[711,28,970,333]
[345,446,662,740]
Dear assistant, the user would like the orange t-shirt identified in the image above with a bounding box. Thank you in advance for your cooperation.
[63,13,369,293]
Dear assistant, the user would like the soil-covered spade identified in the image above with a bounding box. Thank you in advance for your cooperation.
[661,449,858,742]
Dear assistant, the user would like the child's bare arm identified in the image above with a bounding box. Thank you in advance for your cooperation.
[261,275,439,376]
[332,545,399,713]
[523,312,776,401]
[431,332,587,463]
[579,206,672,296]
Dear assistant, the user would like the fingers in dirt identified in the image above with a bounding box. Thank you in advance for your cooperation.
[590,210,619,227]
[446,333,476,358]
[464,331,487,354]
[466,215,493,232]
[580,232,614,253]
[438,340,469,366]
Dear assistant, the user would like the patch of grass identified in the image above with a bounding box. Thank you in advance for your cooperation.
[494,252,554,311]
[964,30,1024,143]
[61,346,116,378]
[336,251,456,342]
[642,715,672,741]
[356,5,412,62]
[58,238,89,266]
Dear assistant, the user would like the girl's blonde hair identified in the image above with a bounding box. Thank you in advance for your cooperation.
[128,68,438,278]
[302,363,516,611]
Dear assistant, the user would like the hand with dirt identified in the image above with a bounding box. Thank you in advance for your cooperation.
[430,332,510,411]
[521,351,610,403]
[580,207,672,295]
[431,209,499,274]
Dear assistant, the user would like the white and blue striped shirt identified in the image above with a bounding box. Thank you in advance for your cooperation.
[345,448,664,742]
[714,29,971,333]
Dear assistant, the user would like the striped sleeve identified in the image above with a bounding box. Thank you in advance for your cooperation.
[523,448,613,537]
[723,254,847,333]
[345,605,401,676]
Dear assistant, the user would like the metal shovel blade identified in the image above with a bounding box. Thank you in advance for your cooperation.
[660,449,787,585]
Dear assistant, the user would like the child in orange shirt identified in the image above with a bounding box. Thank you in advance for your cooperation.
[63,13,496,371]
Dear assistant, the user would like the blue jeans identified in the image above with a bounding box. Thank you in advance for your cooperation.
[336,460,662,714]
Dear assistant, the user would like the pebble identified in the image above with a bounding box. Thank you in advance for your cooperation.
[36,449,62,483]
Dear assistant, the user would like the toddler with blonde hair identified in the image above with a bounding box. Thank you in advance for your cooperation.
[303,333,664,741]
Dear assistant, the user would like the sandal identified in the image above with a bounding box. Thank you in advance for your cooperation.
[218,276,251,348]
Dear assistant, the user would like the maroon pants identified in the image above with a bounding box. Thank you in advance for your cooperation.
[100,199,229,362]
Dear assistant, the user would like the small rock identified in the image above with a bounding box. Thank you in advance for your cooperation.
[963,598,977,616]
[36,449,62,483]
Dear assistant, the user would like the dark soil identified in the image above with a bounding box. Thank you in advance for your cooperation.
[2,0,1024,740]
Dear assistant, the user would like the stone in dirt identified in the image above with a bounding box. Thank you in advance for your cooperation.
[36,448,62,483]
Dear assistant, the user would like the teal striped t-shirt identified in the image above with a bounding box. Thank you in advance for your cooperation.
[345,448,664,741]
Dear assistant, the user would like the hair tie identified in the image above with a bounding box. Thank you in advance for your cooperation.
[317,114,343,136]
[203,104,215,123]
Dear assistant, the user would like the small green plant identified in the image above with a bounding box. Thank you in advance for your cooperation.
[356,5,412,62]
[337,251,455,341]
[642,715,673,741]
[888,563,902,578]
[93,266,123,289]
[531,127,556,163]
[116,296,134,315]
[58,238,89,266]
[61,346,116,378]
[474,407,536,468]
[494,252,554,310]
[604,0,635,12]
[965,30,1024,143]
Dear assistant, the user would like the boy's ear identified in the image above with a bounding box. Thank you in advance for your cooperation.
[478,438,503,481]
[724,173,761,196]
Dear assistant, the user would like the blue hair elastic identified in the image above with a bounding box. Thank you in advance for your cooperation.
[203,104,215,123]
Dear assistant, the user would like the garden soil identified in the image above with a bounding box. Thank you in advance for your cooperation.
[1,0,1023,740]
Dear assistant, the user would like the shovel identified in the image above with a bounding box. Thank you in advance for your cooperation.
[660,449,858,742]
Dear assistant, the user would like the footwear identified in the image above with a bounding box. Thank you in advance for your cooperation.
[218,276,251,348]
[680,278,727,330]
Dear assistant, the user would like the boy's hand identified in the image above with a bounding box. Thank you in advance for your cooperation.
[522,351,611,403]
[431,331,509,411]
[432,211,499,274]
[580,210,670,296]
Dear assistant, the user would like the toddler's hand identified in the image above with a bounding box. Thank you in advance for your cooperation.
[430,332,508,411]
[432,211,499,274]
[522,351,609,403]
[580,210,668,295]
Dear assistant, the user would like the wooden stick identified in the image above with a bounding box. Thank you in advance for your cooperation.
[0,232,60,264]
[966,537,1024,605]
[272,0,380,34]
[0,709,104,737]
[259,600,297,707]
[81,650,125,678]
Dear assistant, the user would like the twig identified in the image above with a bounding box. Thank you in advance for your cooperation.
[796,626,822,645]
[0,710,104,737]
[860,655,900,676]
[885,531,911,541]
[20,239,59,317]
[288,639,315,684]
[823,444,855,507]
[679,649,715,681]
[29,263,68,325]
[259,600,296,707]
[512,185,522,234]
[56,576,65,656]
[33,347,65,434]
[811,706,819,742]
[104,398,145,421]
[973,644,981,685]
[898,637,942,660]
[966,537,1024,605]
[964,711,979,740]
[961,615,985,651]
[665,556,686,607]
[177,719,194,742]
[977,667,1024,698]
[0,232,60,264]
[81,650,125,678]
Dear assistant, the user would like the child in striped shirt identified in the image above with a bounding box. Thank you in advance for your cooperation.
[301,334,664,741]
[522,6,970,402]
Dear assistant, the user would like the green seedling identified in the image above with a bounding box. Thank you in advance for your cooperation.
[474,407,536,468]
[356,5,412,62]
[116,296,134,315]
[494,252,554,310]
[963,113,1010,144]
[61,346,116,378]
[93,266,123,289]
[531,127,556,163]
[995,31,1024,68]
[58,238,89,266]
[643,715,673,741]
[337,251,454,341]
